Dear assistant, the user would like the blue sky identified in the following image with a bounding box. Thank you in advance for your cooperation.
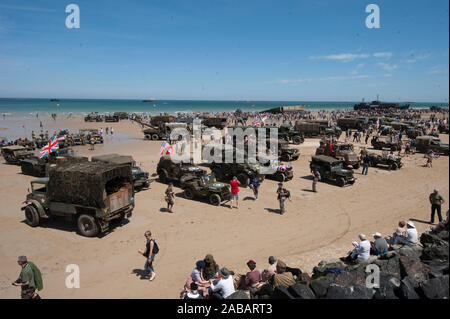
[0,0,448,101]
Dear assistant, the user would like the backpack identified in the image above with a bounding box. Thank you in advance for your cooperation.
[152,240,159,255]
[285,189,291,199]
[28,261,43,291]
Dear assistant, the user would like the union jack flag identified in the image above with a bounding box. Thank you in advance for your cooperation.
[39,136,59,159]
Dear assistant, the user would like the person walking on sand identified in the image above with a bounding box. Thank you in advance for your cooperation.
[229,176,241,208]
[429,189,445,224]
[12,256,40,299]
[138,231,157,281]
[312,169,320,192]
[165,183,175,213]
[89,137,95,150]
[110,127,114,135]
[276,183,289,215]
[249,176,260,200]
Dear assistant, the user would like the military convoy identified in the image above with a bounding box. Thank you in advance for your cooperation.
[310,155,356,187]
[91,154,150,191]
[316,140,360,169]
[367,152,403,170]
[181,174,231,206]
[22,162,134,237]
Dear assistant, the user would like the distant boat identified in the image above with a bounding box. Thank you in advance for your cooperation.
[142,99,155,102]
[50,99,60,102]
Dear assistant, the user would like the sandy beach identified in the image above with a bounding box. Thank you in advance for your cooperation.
[0,115,448,299]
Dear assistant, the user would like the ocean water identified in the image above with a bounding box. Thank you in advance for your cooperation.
[0,99,448,118]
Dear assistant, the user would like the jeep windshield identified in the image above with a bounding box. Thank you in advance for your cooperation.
[31,178,48,193]
[202,174,216,184]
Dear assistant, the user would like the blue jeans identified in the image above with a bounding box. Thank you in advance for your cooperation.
[145,255,155,274]
[362,164,369,175]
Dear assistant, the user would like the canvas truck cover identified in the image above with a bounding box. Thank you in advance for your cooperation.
[91,154,135,166]
[294,121,320,132]
[47,162,132,208]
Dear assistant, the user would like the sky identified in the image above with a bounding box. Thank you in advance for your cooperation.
[0,0,448,102]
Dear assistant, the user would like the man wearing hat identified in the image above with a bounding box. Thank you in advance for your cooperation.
[209,267,236,299]
[12,256,35,299]
[395,221,418,245]
[371,232,389,256]
[429,189,445,224]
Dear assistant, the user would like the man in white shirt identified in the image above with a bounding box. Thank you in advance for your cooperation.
[395,221,418,245]
[350,234,371,263]
[209,268,236,299]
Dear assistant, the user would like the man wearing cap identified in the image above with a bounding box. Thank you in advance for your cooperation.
[395,221,418,245]
[12,256,35,299]
[209,267,236,299]
[371,233,389,256]
[429,189,445,224]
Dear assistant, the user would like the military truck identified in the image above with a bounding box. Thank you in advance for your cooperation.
[114,112,129,120]
[181,174,231,206]
[293,121,341,138]
[20,149,88,177]
[438,124,449,134]
[336,118,369,131]
[79,129,104,144]
[1,145,35,164]
[84,112,103,122]
[21,162,134,237]
[265,138,300,162]
[415,136,449,155]
[316,140,360,169]
[157,155,206,184]
[406,126,425,139]
[367,151,403,170]
[371,136,400,151]
[309,155,356,187]
[91,154,150,191]
[200,116,228,129]
[278,124,305,145]
[104,114,120,122]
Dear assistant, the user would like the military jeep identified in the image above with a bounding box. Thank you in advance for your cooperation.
[157,155,206,184]
[181,174,231,206]
[316,140,360,169]
[1,145,35,165]
[309,155,356,187]
[415,136,449,155]
[258,155,294,182]
[84,112,103,122]
[371,136,400,151]
[367,151,403,170]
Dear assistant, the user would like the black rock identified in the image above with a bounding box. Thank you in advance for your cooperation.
[398,246,422,261]
[288,283,316,299]
[399,256,430,287]
[418,275,449,299]
[373,275,400,299]
[271,285,295,299]
[226,290,250,299]
[398,276,420,299]
[310,277,333,298]
[420,232,448,247]
[334,268,366,286]
[421,242,449,262]
[325,284,373,299]
[296,273,312,286]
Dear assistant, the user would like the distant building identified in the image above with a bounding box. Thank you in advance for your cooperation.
[261,105,306,114]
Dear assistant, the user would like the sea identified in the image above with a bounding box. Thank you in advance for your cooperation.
[0,98,448,119]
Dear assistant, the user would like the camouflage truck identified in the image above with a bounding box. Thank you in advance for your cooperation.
[150,115,175,127]
[294,121,341,138]
[1,145,35,165]
[91,154,150,191]
[84,112,103,122]
[371,136,400,151]
[406,126,425,139]
[157,155,206,184]
[278,124,305,145]
[415,136,449,155]
[309,155,356,187]
[181,174,231,206]
[141,122,187,141]
[79,129,104,144]
[104,114,120,122]
[20,149,88,177]
[316,140,361,169]
[200,116,228,129]
[114,112,129,120]
[367,151,403,170]
[336,117,369,131]
[21,162,134,237]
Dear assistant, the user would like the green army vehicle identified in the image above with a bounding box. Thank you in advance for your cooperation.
[415,136,449,155]
[438,124,449,134]
[181,174,231,206]
[258,155,294,182]
[157,155,206,184]
[114,112,129,120]
[79,129,104,144]
[104,114,120,122]
[278,124,305,145]
[201,116,228,129]
[91,154,150,191]
[406,126,425,139]
[371,136,400,151]
[367,151,403,170]
[264,138,300,162]
[1,145,35,165]
[309,155,356,187]
[22,162,134,237]
[84,112,103,122]
[316,140,360,169]
[336,118,369,131]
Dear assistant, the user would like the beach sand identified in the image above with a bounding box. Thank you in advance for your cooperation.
[0,116,448,298]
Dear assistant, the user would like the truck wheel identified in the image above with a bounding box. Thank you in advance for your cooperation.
[144,134,150,140]
[337,177,346,187]
[391,162,398,170]
[292,136,302,145]
[77,214,99,237]
[158,171,167,183]
[237,174,250,187]
[209,194,221,206]
[152,134,159,140]
[275,172,285,182]
[24,205,40,227]
[184,188,195,200]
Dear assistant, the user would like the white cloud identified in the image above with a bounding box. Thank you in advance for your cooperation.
[406,53,431,63]
[378,62,398,71]
[310,53,370,62]
[373,52,393,58]
[428,65,449,75]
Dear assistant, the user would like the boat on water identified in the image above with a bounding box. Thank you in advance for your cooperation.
[50,98,60,102]
[354,96,409,111]
[142,99,155,102]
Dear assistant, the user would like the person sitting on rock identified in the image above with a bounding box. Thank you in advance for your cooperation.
[261,256,277,282]
[430,210,449,234]
[255,260,295,296]
[394,221,419,246]
[238,260,262,291]
[370,232,389,256]
[346,234,371,263]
